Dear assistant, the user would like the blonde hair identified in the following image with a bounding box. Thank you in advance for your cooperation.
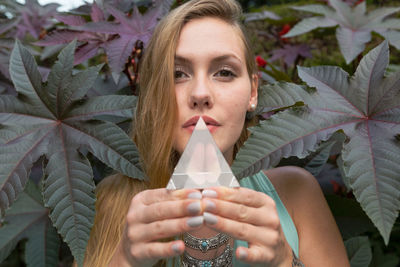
[84,0,257,266]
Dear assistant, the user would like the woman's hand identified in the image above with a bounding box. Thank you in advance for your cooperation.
[111,188,204,267]
[200,187,293,267]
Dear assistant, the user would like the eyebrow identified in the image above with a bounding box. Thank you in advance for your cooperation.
[174,54,243,65]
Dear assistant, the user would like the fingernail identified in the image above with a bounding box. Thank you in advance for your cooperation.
[187,201,201,215]
[238,249,248,260]
[187,216,204,228]
[188,191,202,199]
[203,212,218,225]
[204,200,216,212]
[172,243,182,254]
[202,189,217,198]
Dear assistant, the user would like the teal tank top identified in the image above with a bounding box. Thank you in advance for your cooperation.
[167,170,299,266]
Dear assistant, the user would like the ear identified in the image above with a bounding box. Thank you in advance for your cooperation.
[248,73,258,111]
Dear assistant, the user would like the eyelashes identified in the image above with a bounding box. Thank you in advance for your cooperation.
[174,66,238,82]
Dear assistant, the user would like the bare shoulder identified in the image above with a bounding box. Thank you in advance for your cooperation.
[264,167,349,266]
[263,166,330,228]
[264,166,323,203]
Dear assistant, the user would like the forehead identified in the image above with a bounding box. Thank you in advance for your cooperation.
[175,17,245,61]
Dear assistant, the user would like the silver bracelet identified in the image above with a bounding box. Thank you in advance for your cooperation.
[183,232,231,253]
[182,244,233,267]
[292,250,305,267]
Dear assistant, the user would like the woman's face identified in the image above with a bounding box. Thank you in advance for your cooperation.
[173,17,258,164]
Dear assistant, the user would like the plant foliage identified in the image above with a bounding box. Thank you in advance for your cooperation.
[1,0,400,265]
[0,181,60,267]
[0,40,143,265]
[232,41,400,244]
[283,0,400,63]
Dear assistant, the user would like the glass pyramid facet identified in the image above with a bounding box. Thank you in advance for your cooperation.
[166,117,240,189]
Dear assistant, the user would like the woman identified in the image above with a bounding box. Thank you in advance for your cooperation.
[84,0,349,266]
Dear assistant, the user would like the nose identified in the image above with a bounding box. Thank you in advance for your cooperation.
[189,77,213,109]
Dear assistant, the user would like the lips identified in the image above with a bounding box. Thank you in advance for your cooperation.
[182,115,220,132]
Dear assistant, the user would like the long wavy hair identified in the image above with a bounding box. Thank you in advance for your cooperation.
[84,0,258,266]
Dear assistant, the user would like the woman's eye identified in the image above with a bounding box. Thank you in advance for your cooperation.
[215,68,236,78]
[174,70,188,80]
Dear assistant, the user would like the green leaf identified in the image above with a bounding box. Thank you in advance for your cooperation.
[0,181,59,266]
[291,4,334,17]
[43,147,95,267]
[284,0,400,63]
[283,17,337,38]
[341,125,400,245]
[235,42,400,243]
[256,82,314,112]
[24,216,60,267]
[64,95,136,121]
[344,236,372,267]
[370,68,400,115]
[45,40,76,117]
[336,27,371,65]
[0,126,54,215]
[352,41,389,114]
[304,131,346,177]
[365,7,400,28]
[63,120,144,179]
[1,40,144,264]
[232,106,355,178]
[0,96,54,126]
[329,0,352,23]
[9,40,55,119]
[58,64,104,118]
[297,66,361,115]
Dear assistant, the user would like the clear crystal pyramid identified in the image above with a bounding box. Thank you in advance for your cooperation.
[166,117,240,189]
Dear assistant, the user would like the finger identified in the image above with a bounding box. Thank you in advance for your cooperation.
[137,199,203,223]
[202,198,279,227]
[136,188,202,206]
[128,240,185,263]
[203,187,271,208]
[134,188,201,205]
[203,212,279,245]
[236,245,275,264]
[129,216,204,242]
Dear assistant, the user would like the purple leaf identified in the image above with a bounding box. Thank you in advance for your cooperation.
[35,3,112,66]
[79,21,122,34]
[269,44,312,66]
[55,14,87,26]
[73,42,101,65]
[105,36,137,74]
[91,2,105,22]
[36,30,98,46]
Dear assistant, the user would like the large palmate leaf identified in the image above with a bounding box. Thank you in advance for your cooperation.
[35,2,111,66]
[37,0,173,77]
[283,0,400,63]
[81,1,172,74]
[233,41,400,244]
[0,181,60,267]
[0,0,59,39]
[0,40,143,265]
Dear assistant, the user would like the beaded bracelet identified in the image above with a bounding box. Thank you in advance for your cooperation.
[183,232,231,253]
[182,244,233,267]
